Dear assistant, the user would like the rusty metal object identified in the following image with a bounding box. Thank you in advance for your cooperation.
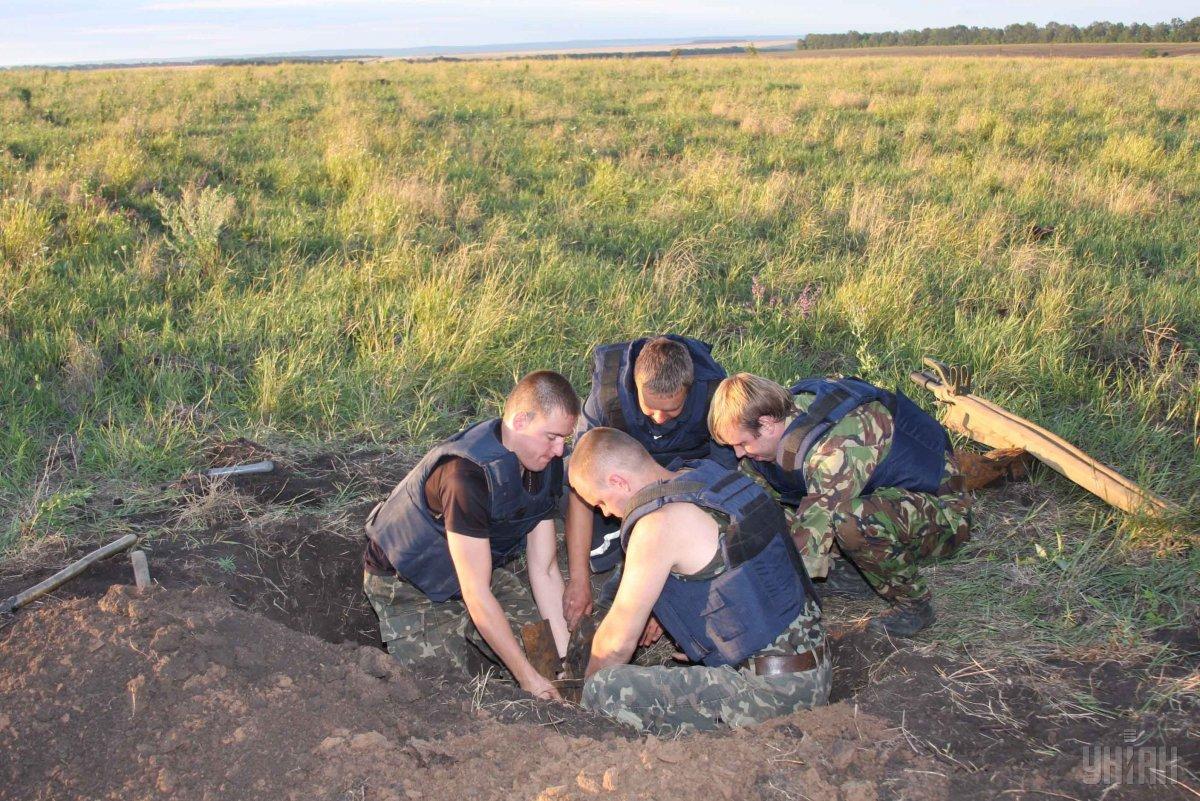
[532,613,600,704]
[956,447,1030,491]
[564,613,597,680]
[911,357,1177,517]
[520,619,560,683]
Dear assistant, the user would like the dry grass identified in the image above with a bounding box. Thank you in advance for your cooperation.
[827,89,871,109]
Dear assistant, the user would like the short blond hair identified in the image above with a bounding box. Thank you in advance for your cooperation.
[708,373,794,444]
[570,427,655,489]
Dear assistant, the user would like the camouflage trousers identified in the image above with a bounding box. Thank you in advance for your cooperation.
[792,456,971,604]
[582,603,830,736]
[362,568,542,677]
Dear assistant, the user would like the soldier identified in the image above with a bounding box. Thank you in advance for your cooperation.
[570,427,829,736]
[361,371,579,700]
[565,335,734,630]
[708,373,971,637]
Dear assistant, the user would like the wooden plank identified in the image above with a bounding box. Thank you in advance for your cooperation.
[911,368,1177,517]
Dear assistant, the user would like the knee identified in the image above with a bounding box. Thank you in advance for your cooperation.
[581,666,622,710]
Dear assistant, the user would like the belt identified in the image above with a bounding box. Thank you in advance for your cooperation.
[752,645,826,677]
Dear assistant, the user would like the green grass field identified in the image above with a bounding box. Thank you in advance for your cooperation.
[1,56,1197,647]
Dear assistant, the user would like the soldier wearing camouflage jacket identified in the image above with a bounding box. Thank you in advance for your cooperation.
[709,373,971,637]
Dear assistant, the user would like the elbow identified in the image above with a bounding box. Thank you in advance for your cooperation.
[592,628,634,663]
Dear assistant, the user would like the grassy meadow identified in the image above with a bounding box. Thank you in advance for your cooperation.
[1,55,1197,649]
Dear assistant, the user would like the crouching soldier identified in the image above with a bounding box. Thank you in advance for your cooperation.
[565,335,735,629]
[708,373,971,637]
[361,371,579,700]
[570,427,829,735]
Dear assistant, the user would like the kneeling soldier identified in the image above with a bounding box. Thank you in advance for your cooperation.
[708,373,971,637]
[361,371,579,700]
[570,427,829,736]
[565,335,734,628]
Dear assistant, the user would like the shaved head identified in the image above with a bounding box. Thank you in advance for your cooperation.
[570,427,656,492]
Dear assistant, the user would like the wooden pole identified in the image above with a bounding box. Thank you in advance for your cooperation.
[910,369,1177,517]
[0,534,139,615]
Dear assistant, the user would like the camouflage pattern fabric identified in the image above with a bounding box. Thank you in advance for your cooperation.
[582,600,829,736]
[781,398,971,603]
[362,567,542,676]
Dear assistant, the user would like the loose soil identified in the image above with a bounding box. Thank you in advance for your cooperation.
[1,443,1196,799]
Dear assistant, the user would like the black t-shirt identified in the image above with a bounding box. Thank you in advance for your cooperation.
[362,456,552,575]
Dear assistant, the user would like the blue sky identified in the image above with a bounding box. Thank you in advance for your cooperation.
[1,1,1195,67]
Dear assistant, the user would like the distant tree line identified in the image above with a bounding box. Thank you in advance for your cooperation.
[798,17,1200,50]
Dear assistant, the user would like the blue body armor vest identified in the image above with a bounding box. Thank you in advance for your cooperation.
[747,377,950,506]
[590,335,735,468]
[619,460,818,667]
[364,419,563,602]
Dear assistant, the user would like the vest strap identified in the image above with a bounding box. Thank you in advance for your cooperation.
[622,478,707,521]
[598,347,629,433]
[778,386,852,472]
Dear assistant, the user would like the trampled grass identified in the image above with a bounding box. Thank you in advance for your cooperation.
[0,55,1196,634]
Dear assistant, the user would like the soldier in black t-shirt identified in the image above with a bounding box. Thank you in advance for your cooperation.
[362,457,544,577]
[362,372,579,700]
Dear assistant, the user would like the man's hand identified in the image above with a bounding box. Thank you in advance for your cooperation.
[563,577,594,631]
[520,671,563,701]
[638,615,663,648]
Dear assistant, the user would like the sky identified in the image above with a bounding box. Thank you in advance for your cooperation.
[1,1,1195,67]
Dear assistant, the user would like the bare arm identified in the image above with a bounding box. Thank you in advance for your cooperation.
[563,488,595,629]
[526,519,568,657]
[585,513,674,678]
[447,531,560,700]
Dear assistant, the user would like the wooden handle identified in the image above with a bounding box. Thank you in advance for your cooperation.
[1,534,139,615]
[911,371,1176,517]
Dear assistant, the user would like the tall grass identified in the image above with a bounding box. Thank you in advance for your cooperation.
[0,56,1197,556]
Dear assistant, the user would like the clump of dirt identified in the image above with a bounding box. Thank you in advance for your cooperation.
[0,585,946,801]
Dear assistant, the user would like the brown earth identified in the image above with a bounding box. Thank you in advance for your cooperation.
[1,442,1196,799]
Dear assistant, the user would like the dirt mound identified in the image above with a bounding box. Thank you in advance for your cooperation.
[1,586,943,801]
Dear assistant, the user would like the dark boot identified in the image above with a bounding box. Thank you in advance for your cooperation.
[869,596,935,638]
[819,558,876,598]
